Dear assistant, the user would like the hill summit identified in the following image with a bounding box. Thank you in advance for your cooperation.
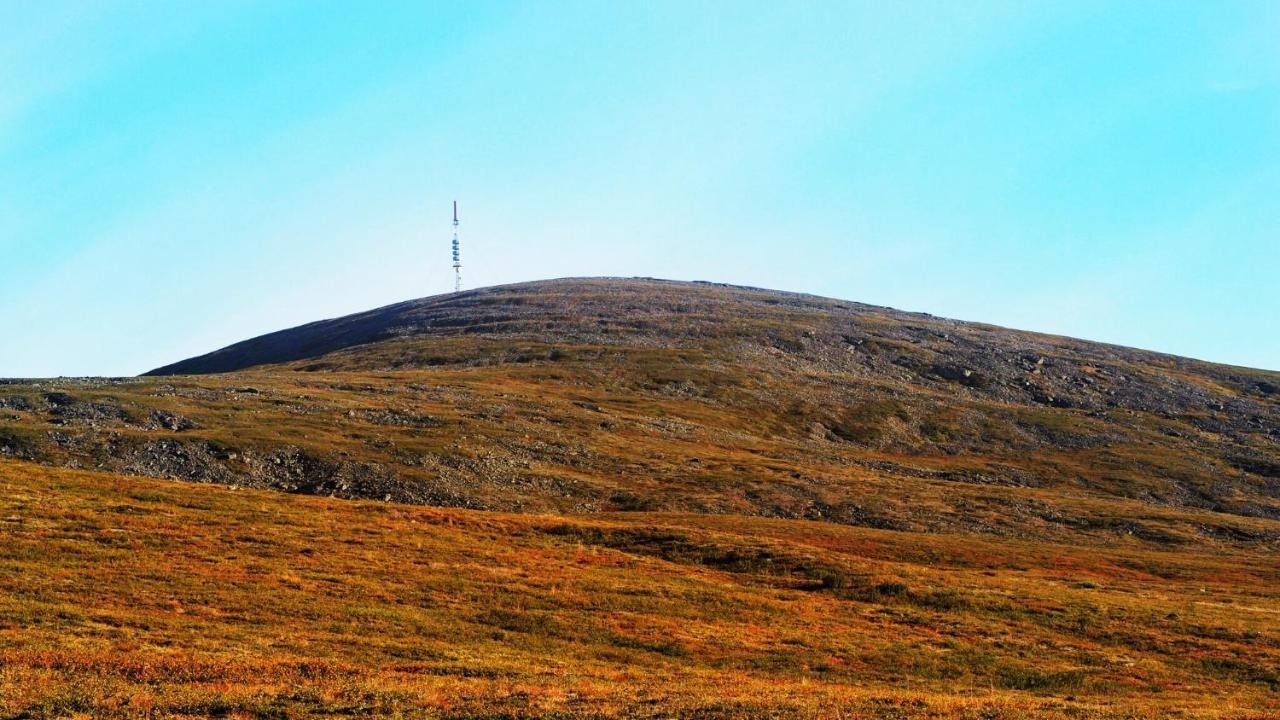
[4,277,1274,543]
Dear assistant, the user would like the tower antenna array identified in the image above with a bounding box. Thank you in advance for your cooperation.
[451,200,462,293]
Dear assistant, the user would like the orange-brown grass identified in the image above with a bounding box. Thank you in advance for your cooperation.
[2,459,1277,719]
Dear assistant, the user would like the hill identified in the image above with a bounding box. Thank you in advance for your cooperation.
[1,277,1278,718]
[4,278,1278,543]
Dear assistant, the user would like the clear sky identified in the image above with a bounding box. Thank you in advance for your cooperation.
[2,1,1277,377]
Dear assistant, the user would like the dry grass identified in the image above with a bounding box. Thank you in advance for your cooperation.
[2,459,1277,719]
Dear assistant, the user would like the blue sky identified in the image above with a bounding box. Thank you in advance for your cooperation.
[2,1,1277,376]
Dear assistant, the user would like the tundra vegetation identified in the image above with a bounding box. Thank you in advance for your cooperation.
[0,279,1277,718]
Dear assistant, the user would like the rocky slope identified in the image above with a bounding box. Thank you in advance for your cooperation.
[4,278,1278,546]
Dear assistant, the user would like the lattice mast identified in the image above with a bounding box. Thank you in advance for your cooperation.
[451,200,462,293]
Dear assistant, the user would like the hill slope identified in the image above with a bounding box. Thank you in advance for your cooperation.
[3,278,1278,545]
[3,277,1279,718]
[3,460,1278,719]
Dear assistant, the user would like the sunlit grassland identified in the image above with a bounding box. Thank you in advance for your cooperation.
[1,459,1277,719]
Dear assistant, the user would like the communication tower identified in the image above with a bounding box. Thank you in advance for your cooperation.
[451,201,462,293]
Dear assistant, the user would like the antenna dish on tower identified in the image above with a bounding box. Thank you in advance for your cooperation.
[451,201,462,293]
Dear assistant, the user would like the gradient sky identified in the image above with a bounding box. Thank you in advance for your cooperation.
[2,1,1277,377]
